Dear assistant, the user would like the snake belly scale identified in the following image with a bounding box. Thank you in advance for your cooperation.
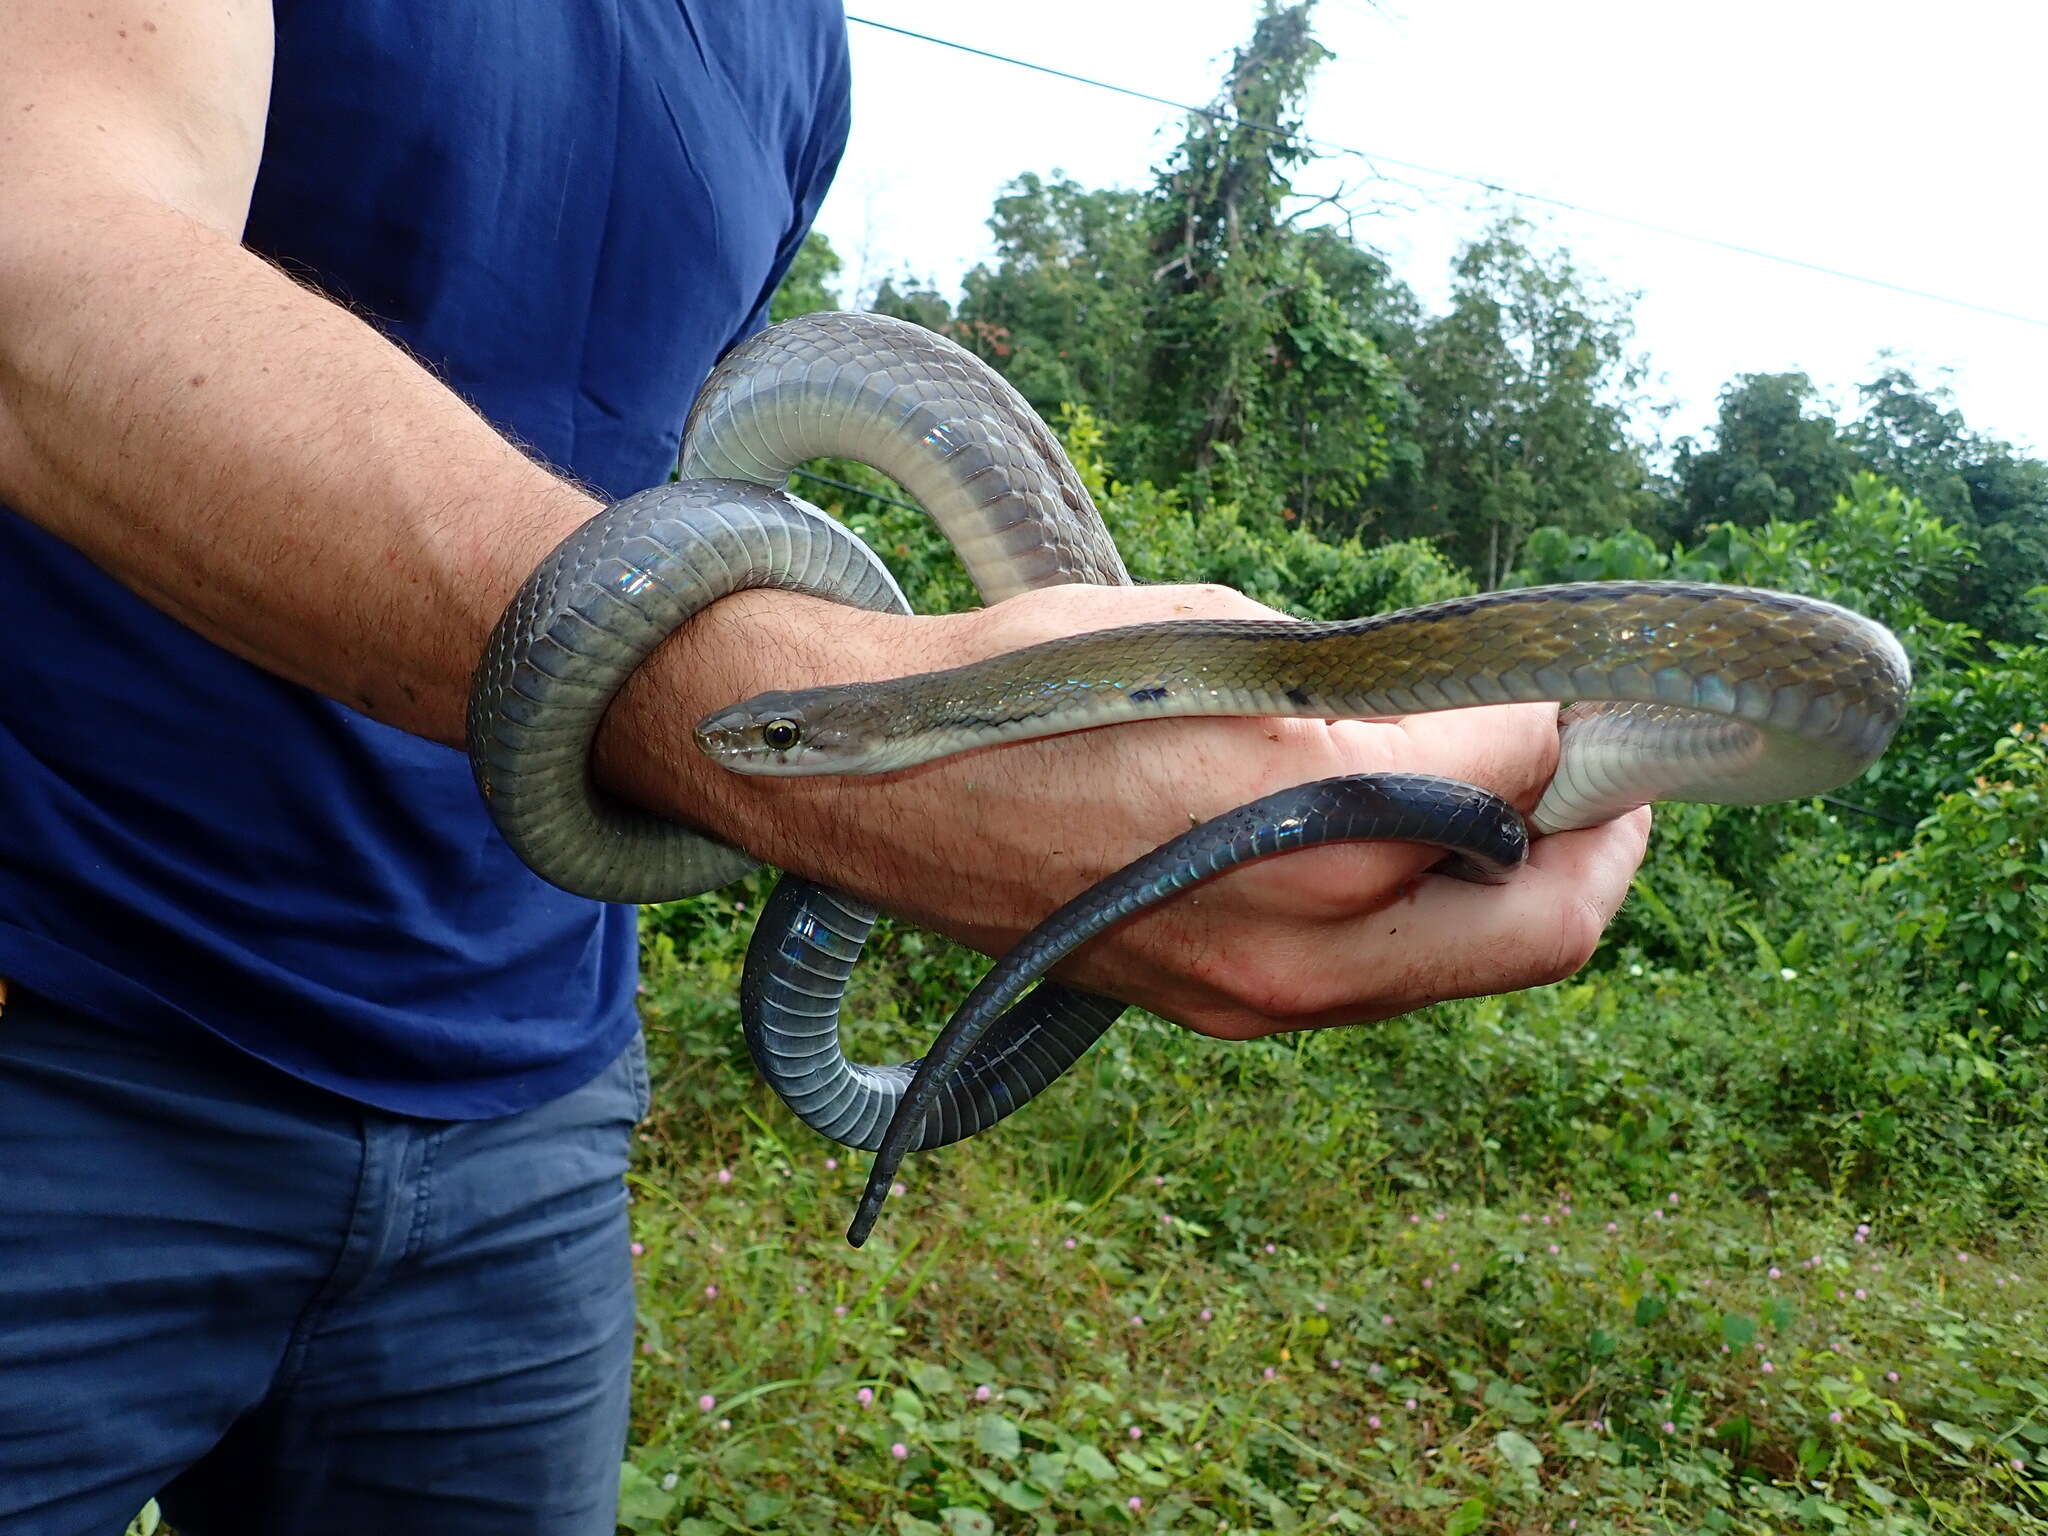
[468,310,1911,1243]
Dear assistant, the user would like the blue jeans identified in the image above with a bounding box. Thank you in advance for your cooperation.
[0,988,646,1535]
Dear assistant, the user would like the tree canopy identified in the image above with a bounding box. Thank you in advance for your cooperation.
[788,0,2040,654]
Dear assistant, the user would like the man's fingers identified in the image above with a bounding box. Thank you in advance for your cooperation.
[1174,807,1652,1040]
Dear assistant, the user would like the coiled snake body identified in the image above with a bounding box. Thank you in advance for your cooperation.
[468,311,1909,1243]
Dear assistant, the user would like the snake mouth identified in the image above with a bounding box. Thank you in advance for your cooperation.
[692,711,797,772]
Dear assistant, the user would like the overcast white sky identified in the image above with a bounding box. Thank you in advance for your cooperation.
[813,0,2046,457]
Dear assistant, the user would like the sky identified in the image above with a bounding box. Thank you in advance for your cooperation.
[811,0,2047,458]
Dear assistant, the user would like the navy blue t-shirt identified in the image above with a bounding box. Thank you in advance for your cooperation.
[0,1,850,1116]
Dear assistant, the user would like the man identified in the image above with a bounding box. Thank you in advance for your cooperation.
[0,2,1649,1530]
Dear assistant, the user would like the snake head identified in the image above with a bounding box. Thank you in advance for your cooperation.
[695,686,906,775]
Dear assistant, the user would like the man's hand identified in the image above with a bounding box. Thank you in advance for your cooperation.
[604,582,1652,1041]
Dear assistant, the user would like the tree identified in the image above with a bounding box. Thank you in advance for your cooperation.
[767,232,843,324]
[1383,220,1656,586]
[1848,366,2048,643]
[952,174,1151,436]
[1669,372,1861,539]
[1132,2,1405,524]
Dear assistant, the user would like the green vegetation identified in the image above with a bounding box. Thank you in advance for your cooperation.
[618,4,2047,1530]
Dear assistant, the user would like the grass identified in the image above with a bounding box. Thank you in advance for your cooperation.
[617,876,2048,1535]
[127,798,2048,1536]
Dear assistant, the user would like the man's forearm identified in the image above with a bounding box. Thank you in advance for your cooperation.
[0,194,613,737]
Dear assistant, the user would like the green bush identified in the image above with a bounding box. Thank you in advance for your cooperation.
[1876,727,2048,1040]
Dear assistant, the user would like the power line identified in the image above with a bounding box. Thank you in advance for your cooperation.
[846,14,2048,332]
[791,466,928,519]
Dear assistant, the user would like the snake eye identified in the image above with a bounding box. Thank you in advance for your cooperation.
[760,718,802,752]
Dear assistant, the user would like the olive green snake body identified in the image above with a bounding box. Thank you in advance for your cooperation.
[467,311,1910,1243]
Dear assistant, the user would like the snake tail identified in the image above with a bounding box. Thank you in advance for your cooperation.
[847,773,1529,1246]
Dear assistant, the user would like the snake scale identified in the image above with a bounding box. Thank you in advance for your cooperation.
[468,311,1910,1244]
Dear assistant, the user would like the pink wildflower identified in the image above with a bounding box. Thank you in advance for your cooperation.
[1128,1426,1143,1440]
[975,1385,992,1402]
[697,1394,715,1412]
[715,1168,731,1185]
[857,1387,874,1408]
[891,1442,908,1460]
[629,1242,644,1257]
[1127,1496,1143,1511]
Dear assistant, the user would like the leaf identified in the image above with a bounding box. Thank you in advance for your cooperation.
[1634,1295,1666,1327]
[1494,1429,1544,1470]
[1721,1313,1757,1348]
[996,1478,1047,1511]
[615,1463,677,1533]
[1072,1444,1117,1481]
[1931,1419,1977,1450]
[1446,1496,1488,1536]
[908,1360,957,1396]
[941,1511,994,1536]
[976,1412,1022,1460]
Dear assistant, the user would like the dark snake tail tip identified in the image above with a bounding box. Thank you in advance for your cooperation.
[846,1174,891,1247]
